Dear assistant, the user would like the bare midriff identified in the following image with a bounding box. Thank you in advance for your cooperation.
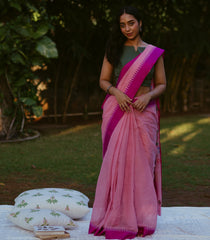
[135,86,150,97]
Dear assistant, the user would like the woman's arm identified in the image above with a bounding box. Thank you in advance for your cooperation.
[100,56,132,112]
[132,55,166,112]
[99,56,114,92]
[148,55,166,99]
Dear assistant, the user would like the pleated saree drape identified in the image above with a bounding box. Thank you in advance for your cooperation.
[89,45,165,239]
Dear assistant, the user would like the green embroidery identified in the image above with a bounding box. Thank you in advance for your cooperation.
[67,220,76,226]
[49,190,58,193]
[76,200,86,206]
[25,217,33,223]
[46,196,58,204]
[36,204,40,209]
[10,211,20,218]
[32,193,43,197]
[62,194,72,198]
[50,211,61,217]
[30,209,40,213]
[17,200,28,208]
[19,193,29,197]
[65,205,70,211]
[41,217,49,226]
[80,194,86,199]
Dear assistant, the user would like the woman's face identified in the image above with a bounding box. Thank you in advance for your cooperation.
[119,13,141,40]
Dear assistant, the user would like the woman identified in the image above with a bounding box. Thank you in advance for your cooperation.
[89,6,166,239]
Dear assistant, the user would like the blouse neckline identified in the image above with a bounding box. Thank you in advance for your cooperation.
[124,45,147,53]
[124,45,146,48]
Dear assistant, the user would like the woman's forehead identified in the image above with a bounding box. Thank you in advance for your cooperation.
[120,13,136,23]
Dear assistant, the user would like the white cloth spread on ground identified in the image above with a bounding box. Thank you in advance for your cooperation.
[1,205,210,240]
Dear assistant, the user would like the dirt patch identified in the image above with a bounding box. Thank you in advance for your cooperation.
[162,187,210,207]
[27,115,101,136]
[0,179,95,207]
[1,179,209,207]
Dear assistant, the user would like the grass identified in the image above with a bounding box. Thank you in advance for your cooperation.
[160,116,210,191]
[0,115,209,206]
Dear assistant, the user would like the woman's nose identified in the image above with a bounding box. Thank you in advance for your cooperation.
[125,25,130,32]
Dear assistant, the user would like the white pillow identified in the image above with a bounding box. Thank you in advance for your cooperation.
[14,188,90,219]
[8,208,77,231]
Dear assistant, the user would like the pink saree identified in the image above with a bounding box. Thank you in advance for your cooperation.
[89,45,164,239]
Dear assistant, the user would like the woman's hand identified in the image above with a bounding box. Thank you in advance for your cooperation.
[132,93,152,112]
[111,88,132,112]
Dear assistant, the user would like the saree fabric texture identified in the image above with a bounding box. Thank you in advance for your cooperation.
[89,45,165,239]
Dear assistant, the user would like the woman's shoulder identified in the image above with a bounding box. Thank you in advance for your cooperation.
[139,43,164,52]
[140,41,150,48]
[147,43,164,51]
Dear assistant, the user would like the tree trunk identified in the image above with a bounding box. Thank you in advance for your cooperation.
[181,53,200,112]
[163,54,199,113]
[62,35,92,124]
[163,55,180,112]
[53,60,62,124]
[170,57,187,112]
[0,74,16,139]
[62,57,83,124]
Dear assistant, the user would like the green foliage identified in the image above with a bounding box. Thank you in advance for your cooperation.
[36,36,58,58]
[32,106,43,117]
[1,0,209,133]
[0,0,58,135]
[44,0,209,116]
[19,97,42,117]
[20,97,36,106]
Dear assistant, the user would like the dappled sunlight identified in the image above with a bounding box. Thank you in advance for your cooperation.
[160,128,169,134]
[182,129,201,142]
[161,116,210,158]
[161,123,195,143]
[197,117,210,125]
[56,123,98,136]
[170,144,186,155]
[167,123,195,137]
[161,117,210,144]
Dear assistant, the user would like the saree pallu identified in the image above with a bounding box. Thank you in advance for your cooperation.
[89,45,164,239]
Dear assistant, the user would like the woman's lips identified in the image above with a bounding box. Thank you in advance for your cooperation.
[127,33,133,37]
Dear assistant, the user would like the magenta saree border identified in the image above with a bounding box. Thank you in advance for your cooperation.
[102,54,139,108]
[155,96,162,215]
[89,223,155,239]
[102,45,164,157]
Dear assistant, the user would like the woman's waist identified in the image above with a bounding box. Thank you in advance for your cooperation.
[104,86,152,106]
[134,86,151,97]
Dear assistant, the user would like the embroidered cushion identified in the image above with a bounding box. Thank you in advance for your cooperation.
[8,208,77,231]
[14,188,90,219]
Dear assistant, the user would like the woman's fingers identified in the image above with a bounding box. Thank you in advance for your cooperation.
[132,101,145,112]
[137,104,145,112]
[115,90,133,112]
[118,94,132,112]
[120,102,130,112]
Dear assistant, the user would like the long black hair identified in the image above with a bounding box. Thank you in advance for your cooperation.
[106,6,142,66]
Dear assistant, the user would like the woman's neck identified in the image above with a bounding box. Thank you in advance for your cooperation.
[125,36,146,51]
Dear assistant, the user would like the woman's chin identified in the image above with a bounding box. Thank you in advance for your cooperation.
[126,34,139,41]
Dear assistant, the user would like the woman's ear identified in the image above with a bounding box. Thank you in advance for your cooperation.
[139,20,142,32]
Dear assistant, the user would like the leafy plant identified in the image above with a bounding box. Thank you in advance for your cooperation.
[0,0,58,139]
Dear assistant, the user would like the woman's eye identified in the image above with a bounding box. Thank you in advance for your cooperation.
[129,22,134,26]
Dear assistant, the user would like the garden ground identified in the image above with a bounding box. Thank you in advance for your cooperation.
[0,114,209,207]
